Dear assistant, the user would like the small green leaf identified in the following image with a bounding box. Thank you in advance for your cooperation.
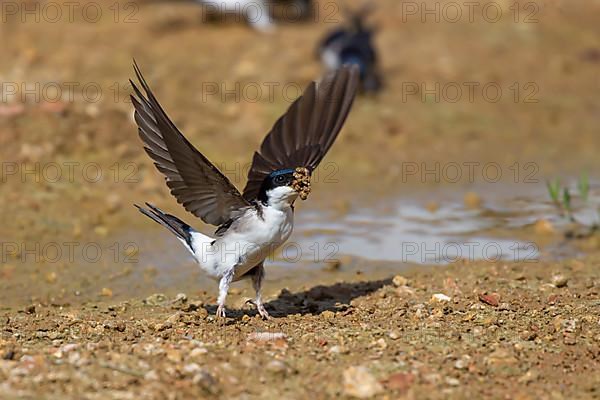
[578,171,589,202]
[546,179,560,203]
[563,188,572,212]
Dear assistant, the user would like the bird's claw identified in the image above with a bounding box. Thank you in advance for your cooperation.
[257,304,271,320]
[245,299,271,319]
[216,304,226,320]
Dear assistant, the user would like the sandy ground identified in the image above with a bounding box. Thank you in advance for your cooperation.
[2,256,600,399]
[1,0,599,304]
[1,0,600,398]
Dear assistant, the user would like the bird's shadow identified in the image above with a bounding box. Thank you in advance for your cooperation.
[204,278,392,320]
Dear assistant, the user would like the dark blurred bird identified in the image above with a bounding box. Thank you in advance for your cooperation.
[318,4,382,93]
[130,62,359,319]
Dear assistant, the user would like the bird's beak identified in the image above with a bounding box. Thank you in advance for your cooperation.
[292,167,311,200]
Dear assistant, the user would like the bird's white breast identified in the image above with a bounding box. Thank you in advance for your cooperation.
[196,205,294,280]
[322,48,342,71]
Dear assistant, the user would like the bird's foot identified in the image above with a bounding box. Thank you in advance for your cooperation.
[246,299,271,320]
[257,303,271,320]
[216,304,226,320]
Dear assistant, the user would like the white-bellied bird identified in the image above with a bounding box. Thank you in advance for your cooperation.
[130,62,359,319]
[195,0,274,32]
[318,5,382,93]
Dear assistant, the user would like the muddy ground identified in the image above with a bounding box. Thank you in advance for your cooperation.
[1,0,600,398]
[1,0,599,248]
[2,256,600,399]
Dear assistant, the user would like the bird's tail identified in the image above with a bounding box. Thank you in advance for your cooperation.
[135,203,208,254]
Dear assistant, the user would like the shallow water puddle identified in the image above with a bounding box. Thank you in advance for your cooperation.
[291,183,600,264]
[7,183,592,306]
[296,203,537,264]
[133,183,600,273]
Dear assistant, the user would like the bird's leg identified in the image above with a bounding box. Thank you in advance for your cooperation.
[216,270,233,320]
[251,263,270,319]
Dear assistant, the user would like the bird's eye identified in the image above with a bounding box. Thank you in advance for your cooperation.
[275,175,286,184]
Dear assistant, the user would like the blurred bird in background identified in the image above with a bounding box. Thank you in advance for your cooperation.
[195,0,274,31]
[151,0,313,30]
[318,3,382,93]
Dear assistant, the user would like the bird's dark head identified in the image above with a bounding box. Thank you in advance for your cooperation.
[258,167,312,206]
[340,48,382,93]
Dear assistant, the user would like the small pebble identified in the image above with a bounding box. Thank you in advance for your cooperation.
[464,192,482,209]
[183,363,202,375]
[479,293,500,307]
[343,366,383,399]
[425,201,439,213]
[388,331,401,340]
[454,356,470,370]
[190,347,208,358]
[446,377,460,386]
[45,272,57,284]
[552,275,568,288]
[518,369,539,384]
[266,360,289,375]
[431,293,451,303]
[393,275,409,287]
[534,219,555,235]
[520,331,537,341]
[328,345,349,355]
[143,293,168,306]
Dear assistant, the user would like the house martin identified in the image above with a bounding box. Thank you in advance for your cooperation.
[195,0,274,32]
[318,4,382,92]
[130,62,359,319]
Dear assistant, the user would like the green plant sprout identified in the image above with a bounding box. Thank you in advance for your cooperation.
[546,178,561,206]
[546,172,598,234]
[578,171,589,202]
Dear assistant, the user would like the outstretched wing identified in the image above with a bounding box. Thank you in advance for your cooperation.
[242,65,359,201]
[130,61,250,227]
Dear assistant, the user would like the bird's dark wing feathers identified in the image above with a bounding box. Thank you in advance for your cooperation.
[130,61,250,227]
[242,65,359,201]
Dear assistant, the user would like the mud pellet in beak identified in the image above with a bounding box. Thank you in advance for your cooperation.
[292,167,312,200]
